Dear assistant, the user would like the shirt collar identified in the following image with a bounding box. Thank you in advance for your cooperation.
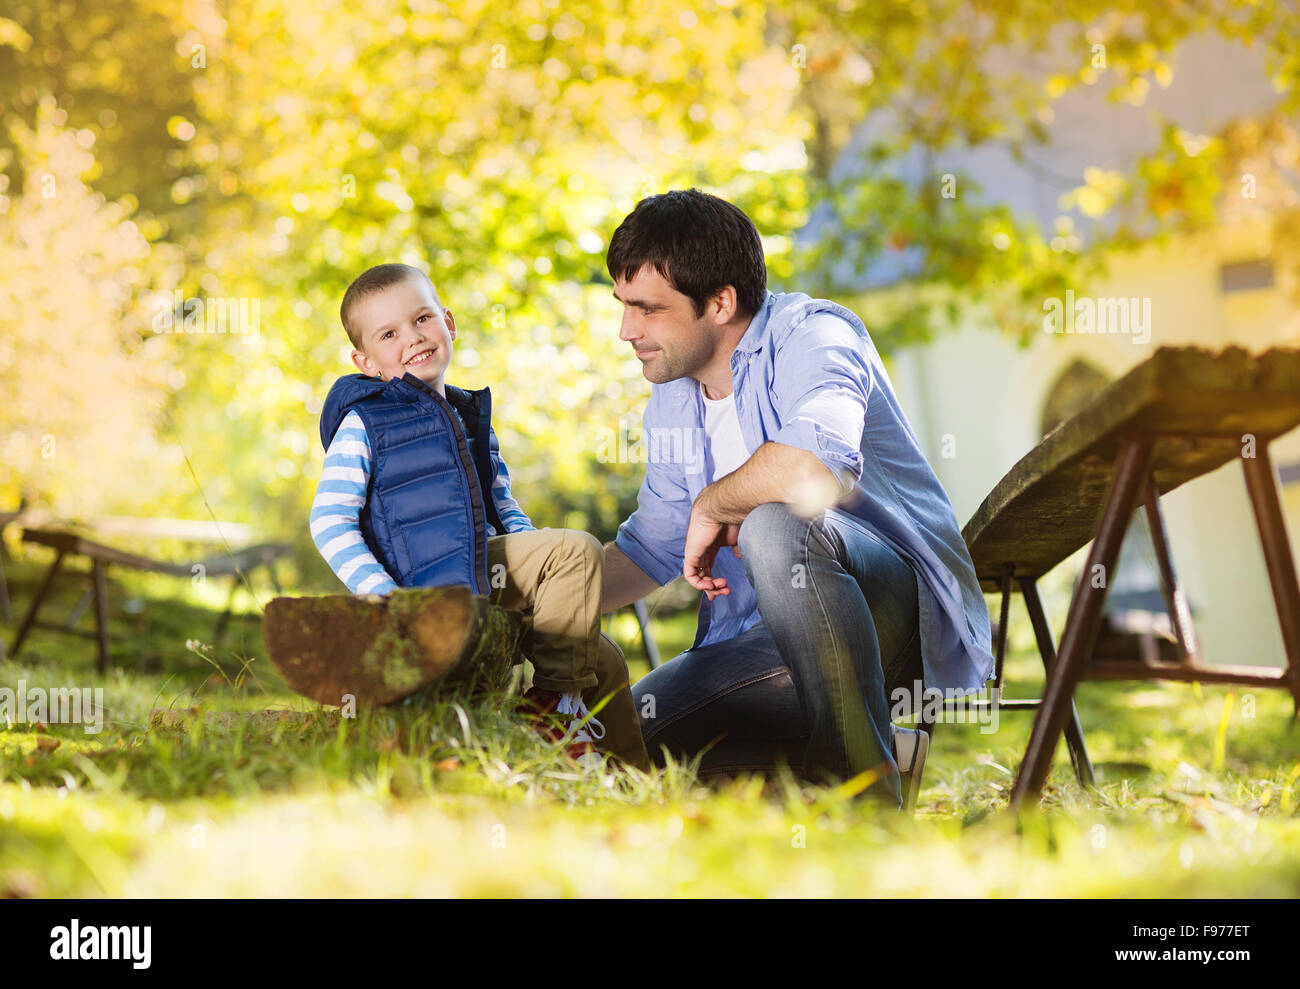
[664,291,778,409]
[731,291,776,357]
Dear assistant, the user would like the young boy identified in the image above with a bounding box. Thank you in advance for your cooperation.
[310,263,650,771]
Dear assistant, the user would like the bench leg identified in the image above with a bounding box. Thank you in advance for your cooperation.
[1020,578,1095,787]
[1011,434,1152,809]
[0,551,11,625]
[632,598,662,669]
[92,561,111,674]
[1143,480,1201,664]
[66,586,95,630]
[1241,444,1300,707]
[9,550,65,661]
[213,575,240,647]
[993,571,1012,690]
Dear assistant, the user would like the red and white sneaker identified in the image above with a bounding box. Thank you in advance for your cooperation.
[520,687,607,767]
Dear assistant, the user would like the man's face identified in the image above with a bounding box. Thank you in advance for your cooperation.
[350,276,456,391]
[613,265,717,384]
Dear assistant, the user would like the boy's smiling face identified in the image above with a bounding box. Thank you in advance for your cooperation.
[349,275,456,394]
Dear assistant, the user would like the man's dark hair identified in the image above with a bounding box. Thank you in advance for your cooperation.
[340,263,440,349]
[606,189,767,319]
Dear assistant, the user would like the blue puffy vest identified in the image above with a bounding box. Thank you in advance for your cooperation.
[319,373,505,594]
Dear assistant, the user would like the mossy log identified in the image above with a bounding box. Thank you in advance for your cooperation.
[148,708,340,732]
[262,585,529,708]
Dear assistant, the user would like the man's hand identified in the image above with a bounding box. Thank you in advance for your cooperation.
[683,500,742,601]
[681,443,844,601]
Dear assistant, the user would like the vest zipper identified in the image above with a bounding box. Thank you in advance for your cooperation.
[471,388,506,537]
[411,380,490,595]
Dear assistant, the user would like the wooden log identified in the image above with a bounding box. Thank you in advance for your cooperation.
[148,708,340,732]
[261,586,528,708]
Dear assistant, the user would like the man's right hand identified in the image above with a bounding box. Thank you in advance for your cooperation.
[682,504,741,601]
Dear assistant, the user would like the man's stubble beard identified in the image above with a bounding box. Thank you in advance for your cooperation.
[643,320,716,384]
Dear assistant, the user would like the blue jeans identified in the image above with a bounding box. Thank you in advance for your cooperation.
[633,502,923,805]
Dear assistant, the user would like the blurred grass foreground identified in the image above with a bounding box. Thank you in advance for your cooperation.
[1,556,1298,898]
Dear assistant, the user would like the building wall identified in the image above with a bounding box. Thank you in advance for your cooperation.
[886,228,1300,669]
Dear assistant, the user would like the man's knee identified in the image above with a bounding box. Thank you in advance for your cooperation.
[738,502,819,573]
[738,501,796,550]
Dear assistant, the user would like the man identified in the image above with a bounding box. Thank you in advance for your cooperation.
[600,189,995,808]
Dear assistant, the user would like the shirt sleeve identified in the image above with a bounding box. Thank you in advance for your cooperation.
[769,311,873,487]
[614,392,692,586]
[487,427,535,533]
[310,410,400,595]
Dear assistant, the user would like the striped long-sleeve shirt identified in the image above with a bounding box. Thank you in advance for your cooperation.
[310,409,533,594]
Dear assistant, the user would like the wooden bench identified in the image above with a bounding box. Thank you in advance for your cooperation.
[961,345,1300,808]
[0,505,26,624]
[8,524,290,672]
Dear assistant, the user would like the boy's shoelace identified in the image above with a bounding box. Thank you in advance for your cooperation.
[557,691,606,742]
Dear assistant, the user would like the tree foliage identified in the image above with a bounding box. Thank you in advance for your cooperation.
[0,99,181,516]
[776,0,1300,347]
[1,0,1297,556]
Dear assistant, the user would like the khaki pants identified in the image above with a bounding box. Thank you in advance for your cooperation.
[486,530,651,772]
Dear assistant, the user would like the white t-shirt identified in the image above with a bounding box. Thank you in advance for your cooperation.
[700,383,751,482]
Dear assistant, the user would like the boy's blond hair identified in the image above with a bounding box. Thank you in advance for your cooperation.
[340,263,441,349]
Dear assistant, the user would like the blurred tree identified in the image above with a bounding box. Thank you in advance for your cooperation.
[158,0,810,556]
[772,0,1300,348]
[2,0,1298,561]
[0,99,182,516]
[0,2,198,219]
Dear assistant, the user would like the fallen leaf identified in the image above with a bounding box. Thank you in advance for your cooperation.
[0,870,39,899]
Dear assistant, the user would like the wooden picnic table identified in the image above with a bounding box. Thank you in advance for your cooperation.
[7,520,290,672]
[960,345,1300,808]
[0,506,24,624]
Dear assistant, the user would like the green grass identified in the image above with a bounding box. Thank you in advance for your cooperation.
[1,553,1298,897]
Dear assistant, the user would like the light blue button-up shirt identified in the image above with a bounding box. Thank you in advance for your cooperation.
[615,290,995,693]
